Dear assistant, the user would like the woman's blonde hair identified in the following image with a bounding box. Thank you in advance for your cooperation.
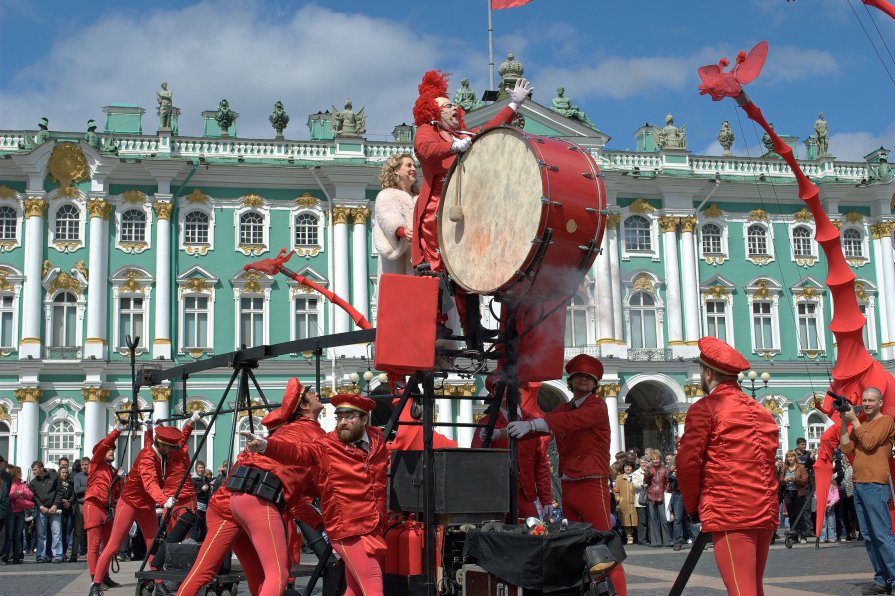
[379,153,419,195]
[785,450,798,461]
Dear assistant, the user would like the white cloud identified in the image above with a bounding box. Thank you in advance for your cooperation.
[829,123,895,161]
[0,2,459,139]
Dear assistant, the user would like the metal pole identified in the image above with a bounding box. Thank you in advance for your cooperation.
[488,0,495,90]
[503,309,520,524]
[422,372,437,593]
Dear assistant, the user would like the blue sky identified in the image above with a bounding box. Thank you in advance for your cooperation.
[1,0,893,160]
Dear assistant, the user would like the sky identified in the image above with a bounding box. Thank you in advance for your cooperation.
[1,0,893,161]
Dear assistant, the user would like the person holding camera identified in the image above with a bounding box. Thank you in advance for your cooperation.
[840,387,895,595]
[677,337,779,596]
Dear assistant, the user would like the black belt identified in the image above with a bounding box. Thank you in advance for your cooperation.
[226,465,285,510]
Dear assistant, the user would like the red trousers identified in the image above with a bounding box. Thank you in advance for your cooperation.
[82,500,113,577]
[331,535,384,596]
[229,492,289,596]
[177,505,263,596]
[92,500,158,584]
[711,528,775,596]
[561,478,627,596]
[415,193,443,270]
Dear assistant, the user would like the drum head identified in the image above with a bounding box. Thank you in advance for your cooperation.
[439,128,544,295]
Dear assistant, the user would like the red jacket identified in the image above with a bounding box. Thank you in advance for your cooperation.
[120,444,169,509]
[471,410,553,505]
[644,464,669,503]
[264,426,389,542]
[411,106,517,268]
[387,402,458,452]
[677,381,779,532]
[85,428,122,508]
[545,393,611,479]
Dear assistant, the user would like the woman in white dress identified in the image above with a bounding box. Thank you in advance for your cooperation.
[373,153,418,276]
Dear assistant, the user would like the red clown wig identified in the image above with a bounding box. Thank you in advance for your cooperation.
[412,70,466,129]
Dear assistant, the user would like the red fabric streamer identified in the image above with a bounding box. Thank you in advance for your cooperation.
[491,0,533,9]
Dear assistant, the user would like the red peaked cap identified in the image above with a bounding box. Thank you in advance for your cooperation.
[155,426,181,447]
[332,393,376,414]
[698,336,750,375]
[93,439,116,454]
[262,377,303,430]
[566,354,604,383]
[412,70,466,129]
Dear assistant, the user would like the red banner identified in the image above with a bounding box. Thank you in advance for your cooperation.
[491,0,532,9]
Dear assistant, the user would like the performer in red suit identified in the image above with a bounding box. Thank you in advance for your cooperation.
[83,423,125,586]
[89,425,182,596]
[147,412,199,531]
[411,70,533,271]
[177,380,325,596]
[387,398,458,452]
[677,337,779,596]
[507,355,627,595]
[243,393,389,596]
[473,382,553,520]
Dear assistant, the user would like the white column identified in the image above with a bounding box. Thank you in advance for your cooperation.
[332,207,351,333]
[15,389,41,469]
[84,198,111,359]
[660,216,684,346]
[679,216,701,346]
[437,396,454,441]
[458,398,474,448]
[153,198,173,359]
[595,234,613,344]
[350,207,370,324]
[877,222,895,359]
[152,386,171,423]
[674,413,686,441]
[607,216,624,343]
[19,196,46,359]
[81,388,109,452]
[871,233,891,349]
[604,386,621,459]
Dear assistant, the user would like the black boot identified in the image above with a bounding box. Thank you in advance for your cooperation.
[88,584,105,596]
[101,576,120,589]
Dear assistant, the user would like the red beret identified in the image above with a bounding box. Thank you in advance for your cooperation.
[331,393,376,414]
[262,378,303,430]
[698,336,750,375]
[155,426,181,447]
[566,354,604,383]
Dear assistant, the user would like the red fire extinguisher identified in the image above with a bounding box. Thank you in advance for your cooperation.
[399,514,424,575]
[383,519,405,575]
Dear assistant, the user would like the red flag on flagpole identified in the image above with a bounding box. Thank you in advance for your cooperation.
[491,0,532,9]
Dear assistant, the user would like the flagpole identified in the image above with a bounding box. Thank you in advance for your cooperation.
[488,0,495,90]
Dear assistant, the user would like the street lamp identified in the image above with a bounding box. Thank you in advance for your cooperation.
[738,370,771,399]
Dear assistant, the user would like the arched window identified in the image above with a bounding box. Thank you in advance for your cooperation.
[623,216,651,252]
[805,412,827,452]
[51,292,78,347]
[237,417,266,453]
[239,212,264,246]
[772,415,784,458]
[565,294,589,347]
[0,206,17,241]
[120,209,146,243]
[184,211,210,244]
[0,420,10,461]
[46,419,78,464]
[295,213,319,247]
[747,224,769,257]
[629,291,657,348]
[842,228,863,259]
[701,223,722,255]
[792,226,812,257]
[55,205,80,241]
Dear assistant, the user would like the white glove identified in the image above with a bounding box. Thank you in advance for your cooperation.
[506,420,531,438]
[240,431,268,454]
[117,469,125,477]
[478,426,503,443]
[144,419,154,431]
[542,503,555,521]
[190,411,201,424]
[163,497,175,509]
[508,78,534,107]
[450,137,472,154]
[114,422,127,432]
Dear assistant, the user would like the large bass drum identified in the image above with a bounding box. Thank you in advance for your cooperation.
[438,126,606,301]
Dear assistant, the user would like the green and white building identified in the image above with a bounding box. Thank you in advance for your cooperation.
[0,66,893,473]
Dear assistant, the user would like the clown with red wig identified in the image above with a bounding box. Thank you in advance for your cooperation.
[411,70,532,271]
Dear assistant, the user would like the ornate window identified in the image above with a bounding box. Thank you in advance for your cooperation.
[239,297,265,348]
[55,205,80,241]
[42,268,87,359]
[628,292,658,349]
[236,417,266,453]
[239,212,264,246]
[115,429,145,471]
[118,297,145,350]
[701,223,722,255]
[565,294,590,347]
[231,270,273,349]
[0,420,9,461]
[752,302,774,350]
[623,215,652,253]
[185,211,209,244]
[0,294,12,350]
[50,292,78,348]
[295,213,319,247]
[120,209,146,243]
[842,228,863,258]
[746,224,769,257]
[0,206,16,241]
[177,268,218,355]
[705,300,729,342]
[793,284,826,356]
[791,226,812,258]
[234,201,269,256]
[184,296,210,350]
[185,419,210,466]
[797,302,821,351]
[110,268,152,354]
[746,278,782,356]
[294,295,321,340]
[855,280,878,351]
[805,411,829,452]
[45,419,78,464]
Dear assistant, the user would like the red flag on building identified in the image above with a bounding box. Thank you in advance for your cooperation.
[491,0,533,9]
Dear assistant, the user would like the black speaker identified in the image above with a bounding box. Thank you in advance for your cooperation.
[389,449,509,524]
